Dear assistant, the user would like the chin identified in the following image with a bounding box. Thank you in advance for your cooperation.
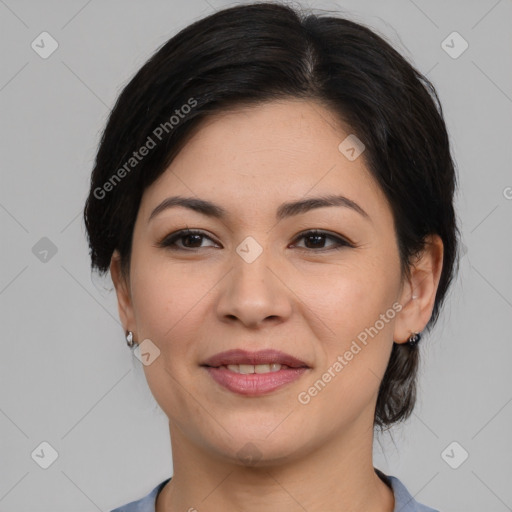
[202,428,311,469]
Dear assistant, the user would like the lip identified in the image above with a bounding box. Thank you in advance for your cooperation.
[201,349,310,397]
[201,349,309,369]
[204,366,308,396]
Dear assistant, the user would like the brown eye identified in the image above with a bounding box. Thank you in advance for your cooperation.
[156,228,352,252]
[158,229,219,250]
[291,230,352,251]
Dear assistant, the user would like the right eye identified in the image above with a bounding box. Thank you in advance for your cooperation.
[157,229,220,251]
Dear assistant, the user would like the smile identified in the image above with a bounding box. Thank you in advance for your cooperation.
[220,363,284,374]
[201,349,311,396]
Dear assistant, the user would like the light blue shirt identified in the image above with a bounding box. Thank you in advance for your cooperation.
[110,469,440,511]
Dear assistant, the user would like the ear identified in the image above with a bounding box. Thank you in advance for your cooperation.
[393,234,444,344]
[110,250,137,337]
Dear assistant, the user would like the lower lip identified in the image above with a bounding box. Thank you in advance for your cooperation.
[203,366,308,396]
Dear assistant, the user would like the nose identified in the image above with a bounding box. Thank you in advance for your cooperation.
[216,247,293,329]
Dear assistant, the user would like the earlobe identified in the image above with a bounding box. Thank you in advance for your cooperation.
[110,250,136,334]
[393,234,444,344]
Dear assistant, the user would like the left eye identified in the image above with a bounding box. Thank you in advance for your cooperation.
[290,230,352,251]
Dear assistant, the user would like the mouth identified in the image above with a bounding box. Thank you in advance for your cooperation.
[201,349,310,369]
[201,349,310,396]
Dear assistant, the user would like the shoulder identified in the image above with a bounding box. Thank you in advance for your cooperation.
[110,478,171,512]
[377,469,440,512]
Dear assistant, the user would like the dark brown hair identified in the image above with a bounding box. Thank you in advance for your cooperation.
[83,2,460,430]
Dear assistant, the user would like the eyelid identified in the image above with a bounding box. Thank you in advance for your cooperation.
[156,228,220,249]
[290,229,354,250]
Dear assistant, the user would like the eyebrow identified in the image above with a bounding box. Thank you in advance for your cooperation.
[148,194,370,223]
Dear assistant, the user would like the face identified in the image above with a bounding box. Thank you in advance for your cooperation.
[111,99,424,465]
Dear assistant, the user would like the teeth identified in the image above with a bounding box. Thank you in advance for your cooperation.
[224,363,283,374]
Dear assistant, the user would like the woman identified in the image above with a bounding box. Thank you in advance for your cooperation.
[84,3,460,511]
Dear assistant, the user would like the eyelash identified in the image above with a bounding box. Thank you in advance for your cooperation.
[156,228,353,252]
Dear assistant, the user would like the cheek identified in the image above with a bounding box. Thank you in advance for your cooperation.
[130,263,204,421]
[130,257,204,344]
[295,256,397,339]
[128,256,214,397]
[296,259,398,408]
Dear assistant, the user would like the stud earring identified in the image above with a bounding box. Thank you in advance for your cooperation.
[407,332,421,347]
[126,331,135,347]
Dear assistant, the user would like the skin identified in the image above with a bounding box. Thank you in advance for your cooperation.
[110,99,443,512]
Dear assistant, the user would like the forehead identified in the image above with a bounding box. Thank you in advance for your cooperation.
[138,99,388,224]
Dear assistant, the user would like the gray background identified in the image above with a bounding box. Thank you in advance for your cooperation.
[1,0,511,510]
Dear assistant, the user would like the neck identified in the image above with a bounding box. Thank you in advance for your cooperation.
[156,411,394,512]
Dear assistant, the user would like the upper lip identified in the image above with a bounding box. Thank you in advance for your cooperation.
[201,349,310,368]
